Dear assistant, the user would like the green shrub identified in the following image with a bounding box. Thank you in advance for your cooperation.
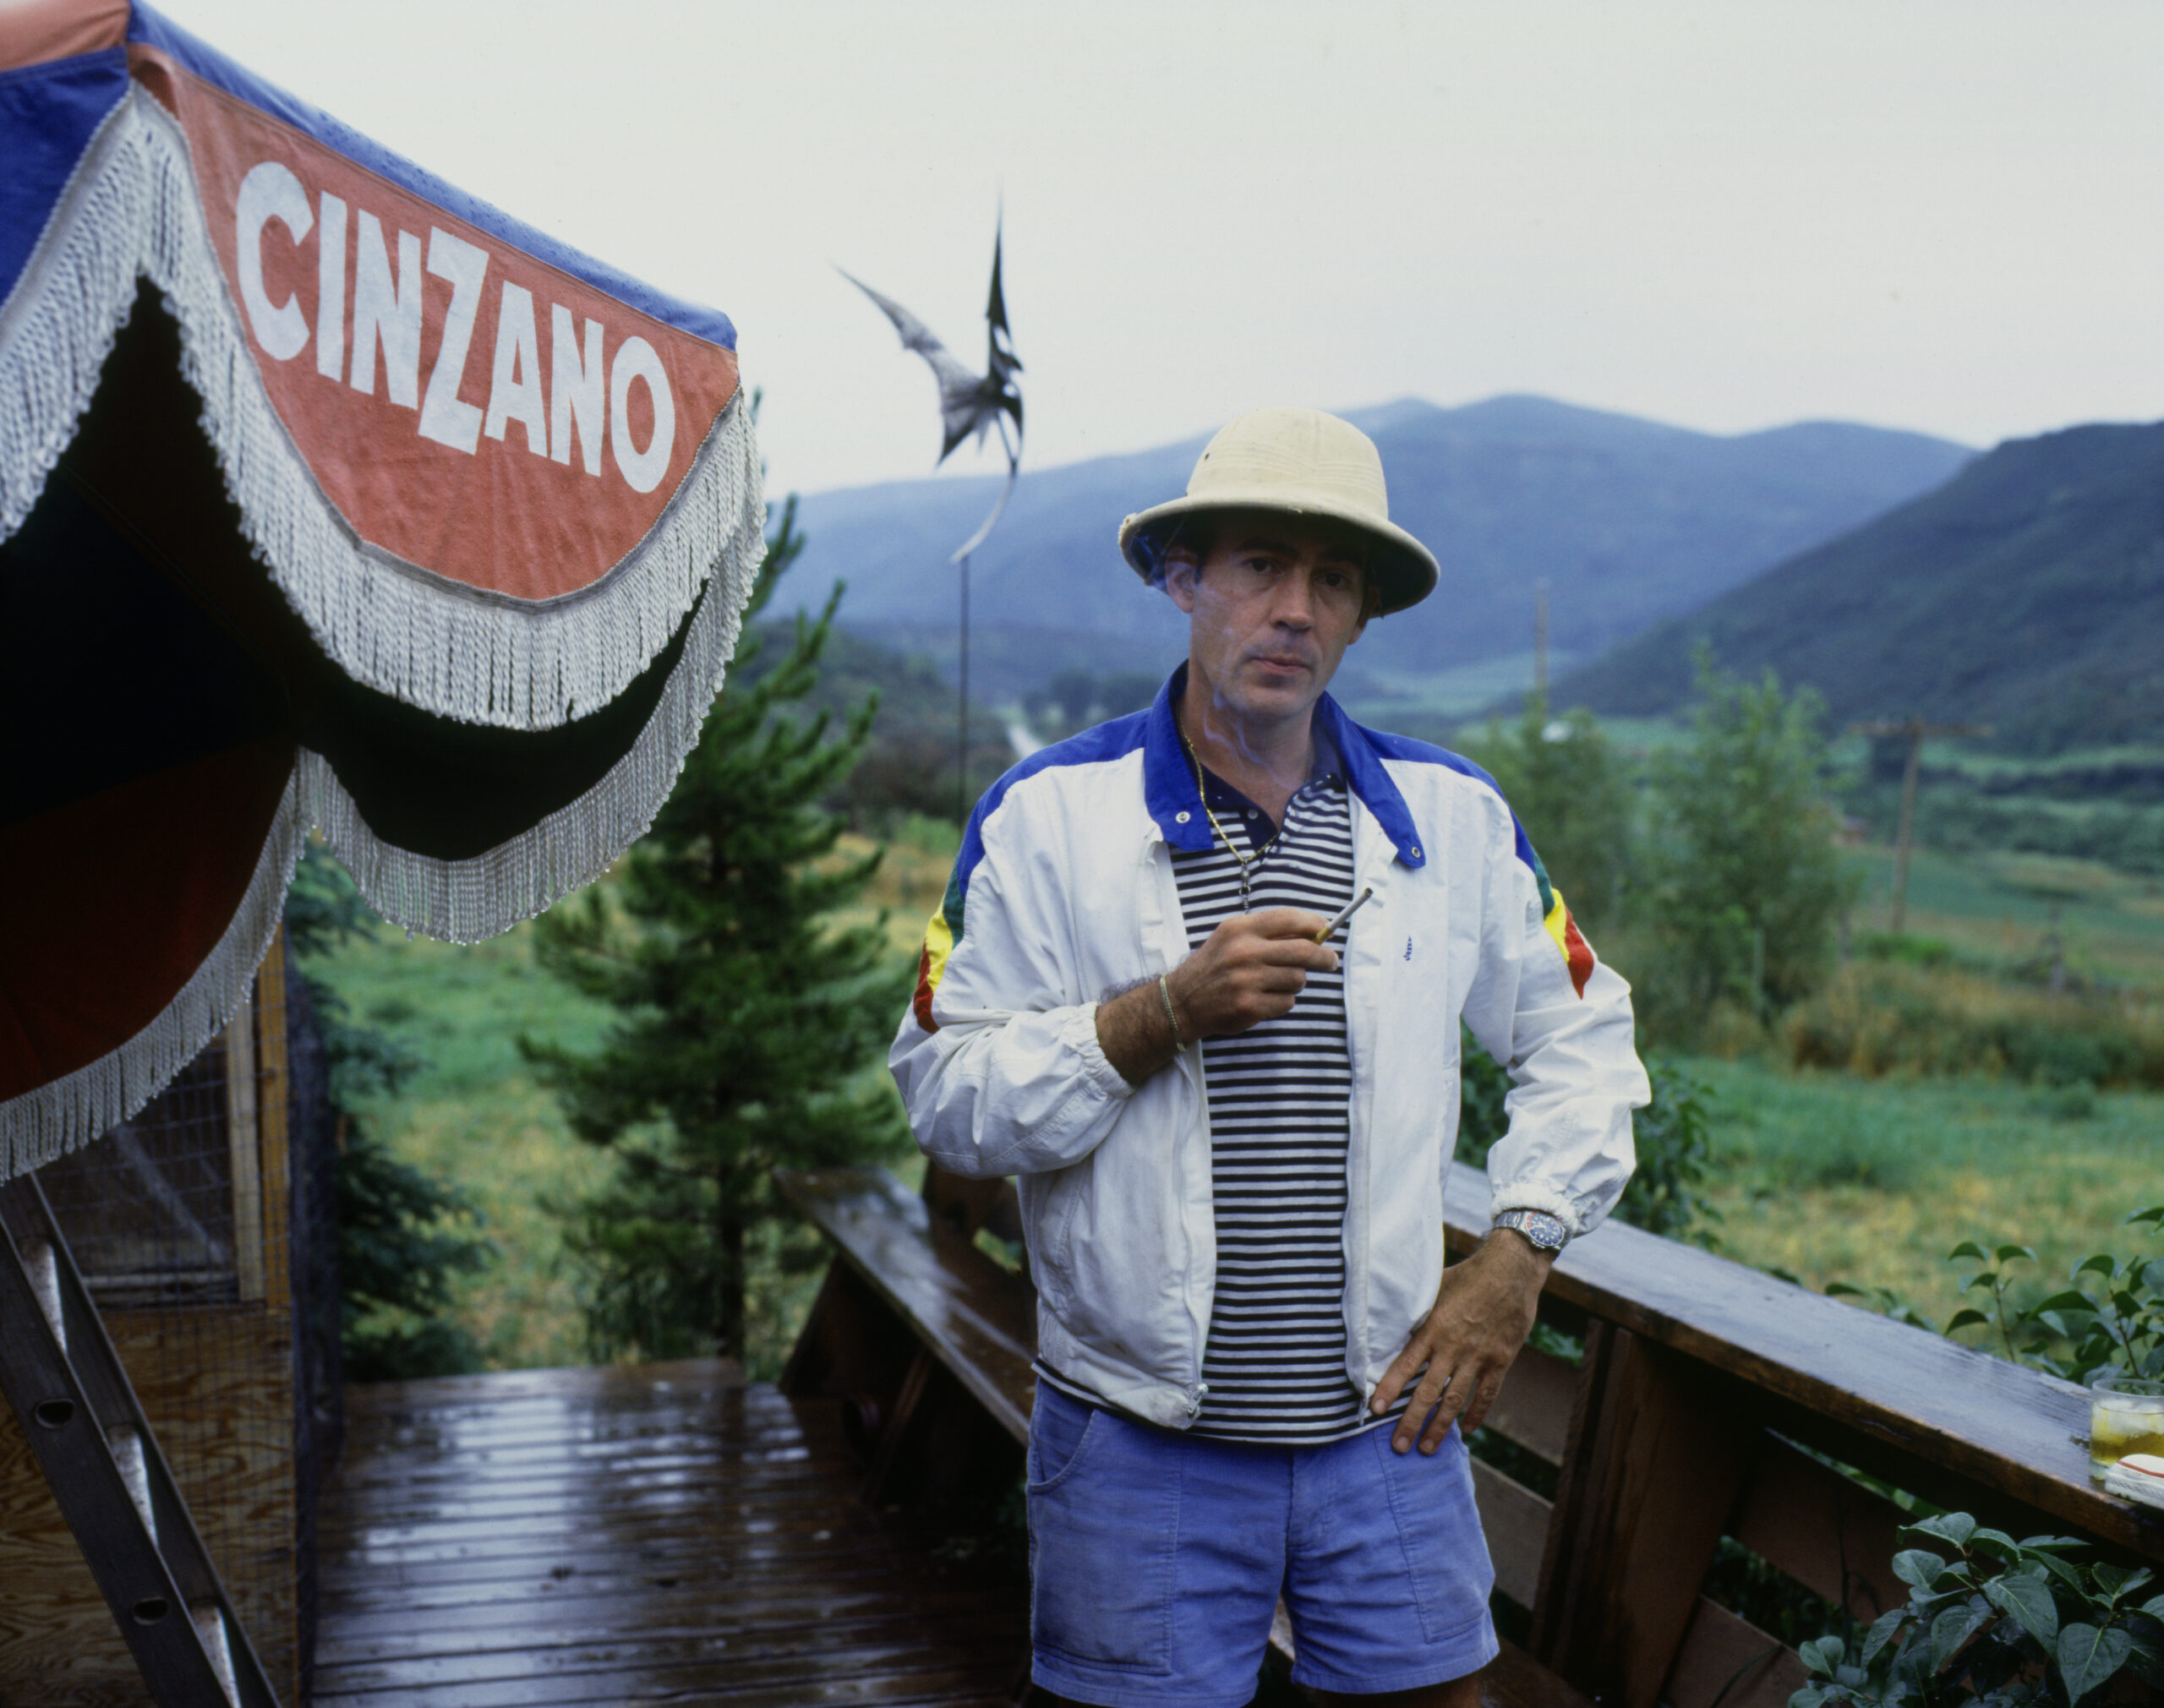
[1457,693,1639,935]
[1790,1225,2164,1701]
[1799,1208,2164,1386]
[1459,1034,1715,1243]
[1841,772,2164,878]
[1784,963,2164,1089]
[1793,1514,2163,1706]
[1634,650,1859,1040]
[1856,931,1957,969]
[1962,1212,2164,1385]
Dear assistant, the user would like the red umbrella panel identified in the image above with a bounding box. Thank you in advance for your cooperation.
[0,3,765,1173]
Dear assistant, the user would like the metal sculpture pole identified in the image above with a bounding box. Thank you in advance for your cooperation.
[842,221,1023,824]
[959,543,969,823]
[952,413,1019,819]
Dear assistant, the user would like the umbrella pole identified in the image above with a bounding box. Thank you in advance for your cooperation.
[957,553,970,826]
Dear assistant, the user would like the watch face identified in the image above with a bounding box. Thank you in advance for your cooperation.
[1501,1210,1567,1250]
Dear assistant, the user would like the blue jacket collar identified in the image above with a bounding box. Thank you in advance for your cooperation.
[1143,664,1428,869]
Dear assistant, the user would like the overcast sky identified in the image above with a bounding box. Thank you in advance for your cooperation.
[160,0,2163,497]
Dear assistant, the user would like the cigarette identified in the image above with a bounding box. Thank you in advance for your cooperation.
[1314,887,1374,944]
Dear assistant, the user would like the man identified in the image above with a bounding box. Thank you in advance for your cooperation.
[891,407,1647,1707]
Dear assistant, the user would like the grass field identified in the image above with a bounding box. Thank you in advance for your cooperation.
[1686,1058,2164,1334]
[1842,842,2164,991]
[305,814,2161,1380]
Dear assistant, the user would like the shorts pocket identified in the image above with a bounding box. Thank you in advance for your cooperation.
[1026,1382,1101,1491]
[1371,1423,1496,1644]
[1027,1400,1178,1675]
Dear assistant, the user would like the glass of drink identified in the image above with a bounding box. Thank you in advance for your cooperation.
[2089,1369,2164,1480]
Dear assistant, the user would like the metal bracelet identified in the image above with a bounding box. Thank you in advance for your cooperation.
[1158,974,1187,1050]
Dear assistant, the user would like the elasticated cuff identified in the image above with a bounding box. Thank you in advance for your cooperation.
[1066,1001,1139,1102]
[1484,1179,1586,1238]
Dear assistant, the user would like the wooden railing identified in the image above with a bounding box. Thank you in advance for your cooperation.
[782,1160,2164,1708]
[1438,1163,2163,1706]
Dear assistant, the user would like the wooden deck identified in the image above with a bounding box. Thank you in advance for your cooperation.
[314,1359,1027,1707]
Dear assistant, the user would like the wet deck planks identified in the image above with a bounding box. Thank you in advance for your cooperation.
[314,1359,1026,1707]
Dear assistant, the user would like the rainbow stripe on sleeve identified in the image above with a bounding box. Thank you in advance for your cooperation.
[912,864,965,1033]
[1521,839,1596,999]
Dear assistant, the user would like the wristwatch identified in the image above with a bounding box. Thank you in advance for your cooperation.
[1491,1209,1571,1254]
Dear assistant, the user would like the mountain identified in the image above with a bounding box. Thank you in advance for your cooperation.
[1550,421,2164,751]
[790,396,1971,704]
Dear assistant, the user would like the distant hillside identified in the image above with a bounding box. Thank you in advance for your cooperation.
[793,396,1970,704]
[1552,422,2164,752]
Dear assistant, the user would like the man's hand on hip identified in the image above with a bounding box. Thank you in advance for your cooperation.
[1096,909,1338,1086]
[1370,1230,1553,1454]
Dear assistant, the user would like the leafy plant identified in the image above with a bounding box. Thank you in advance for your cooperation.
[1458,1037,1716,1244]
[1939,1242,2052,1366]
[1792,1512,2164,1706]
[1803,1208,2164,1390]
[1985,1209,2164,1384]
[1620,1056,1719,1242]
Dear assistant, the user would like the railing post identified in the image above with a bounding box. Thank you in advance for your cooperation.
[1529,1324,1762,1708]
[779,1260,919,1455]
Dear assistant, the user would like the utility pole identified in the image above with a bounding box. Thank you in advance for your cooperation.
[1533,578,1550,700]
[1849,718,1992,932]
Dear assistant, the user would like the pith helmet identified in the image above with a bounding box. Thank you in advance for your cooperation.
[1118,407,1439,614]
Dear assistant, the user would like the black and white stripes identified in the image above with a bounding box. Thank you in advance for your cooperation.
[1174,771,1374,1444]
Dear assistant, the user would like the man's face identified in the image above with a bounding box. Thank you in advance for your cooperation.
[1164,511,1374,724]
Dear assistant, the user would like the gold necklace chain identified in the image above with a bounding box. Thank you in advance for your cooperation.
[1178,720,1281,913]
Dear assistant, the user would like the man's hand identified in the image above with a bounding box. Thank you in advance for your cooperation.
[1369,1231,1553,1454]
[1096,909,1338,1086]
[1171,908,1339,1036]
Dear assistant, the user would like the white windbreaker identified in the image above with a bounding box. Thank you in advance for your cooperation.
[890,670,1648,1430]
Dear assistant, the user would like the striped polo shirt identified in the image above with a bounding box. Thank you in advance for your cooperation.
[1172,740,1385,1444]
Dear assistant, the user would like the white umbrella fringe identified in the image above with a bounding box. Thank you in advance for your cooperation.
[0,88,760,737]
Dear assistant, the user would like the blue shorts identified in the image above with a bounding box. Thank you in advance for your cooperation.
[1026,1382,1498,1706]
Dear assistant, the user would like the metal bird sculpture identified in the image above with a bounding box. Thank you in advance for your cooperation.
[840,224,1024,561]
[842,221,1024,816]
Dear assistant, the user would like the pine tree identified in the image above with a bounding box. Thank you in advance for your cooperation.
[522,499,912,1364]
[287,845,492,1380]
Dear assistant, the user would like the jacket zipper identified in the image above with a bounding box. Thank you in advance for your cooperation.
[1342,797,1378,1393]
[1145,827,1213,1419]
